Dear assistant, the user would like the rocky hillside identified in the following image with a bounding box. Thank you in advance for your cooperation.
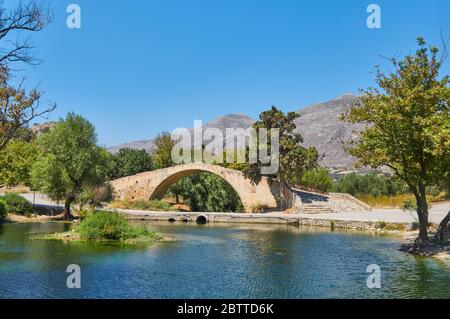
[295,94,364,172]
[107,94,365,171]
[31,121,57,135]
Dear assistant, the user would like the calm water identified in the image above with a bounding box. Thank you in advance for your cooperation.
[0,221,449,299]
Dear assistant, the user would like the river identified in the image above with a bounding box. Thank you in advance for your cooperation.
[0,221,449,298]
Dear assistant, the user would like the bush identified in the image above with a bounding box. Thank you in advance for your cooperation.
[133,200,172,211]
[332,173,407,197]
[301,168,333,192]
[110,199,174,211]
[376,221,387,229]
[0,200,7,221]
[76,210,155,241]
[0,193,33,216]
[79,184,113,208]
[401,199,417,212]
[249,204,268,213]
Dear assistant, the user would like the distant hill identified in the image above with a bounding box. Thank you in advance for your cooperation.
[31,121,57,135]
[107,94,365,171]
[294,94,364,172]
[107,139,155,154]
[107,113,255,154]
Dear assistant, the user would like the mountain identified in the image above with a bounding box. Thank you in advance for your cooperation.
[107,139,155,154]
[295,94,364,171]
[107,94,364,171]
[107,113,255,154]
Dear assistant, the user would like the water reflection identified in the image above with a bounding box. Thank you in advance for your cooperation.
[0,221,449,298]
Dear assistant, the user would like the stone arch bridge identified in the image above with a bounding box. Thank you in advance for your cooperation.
[109,163,293,212]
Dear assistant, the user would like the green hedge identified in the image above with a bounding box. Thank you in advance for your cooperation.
[0,193,33,216]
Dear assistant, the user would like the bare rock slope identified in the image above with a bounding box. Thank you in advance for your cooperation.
[295,94,364,171]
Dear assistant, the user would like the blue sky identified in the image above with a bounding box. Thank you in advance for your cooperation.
[9,0,450,147]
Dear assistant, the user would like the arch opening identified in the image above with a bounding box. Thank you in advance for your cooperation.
[196,215,208,224]
[150,170,245,213]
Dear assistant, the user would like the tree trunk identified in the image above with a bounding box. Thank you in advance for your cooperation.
[175,194,179,204]
[278,181,293,210]
[64,196,75,220]
[436,211,450,245]
[415,187,429,243]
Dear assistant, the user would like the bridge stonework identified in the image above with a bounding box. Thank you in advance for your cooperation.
[109,163,286,212]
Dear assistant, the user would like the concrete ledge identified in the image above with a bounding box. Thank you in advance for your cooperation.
[119,210,407,231]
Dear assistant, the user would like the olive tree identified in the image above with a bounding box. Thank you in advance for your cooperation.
[31,113,109,220]
[343,38,450,243]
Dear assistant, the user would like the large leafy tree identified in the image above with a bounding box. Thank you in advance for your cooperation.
[243,106,318,185]
[343,38,450,243]
[108,148,152,179]
[31,113,109,220]
[0,139,38,187]
[0,1,54,151]
[169,173,243,212]
[152,131,174,169]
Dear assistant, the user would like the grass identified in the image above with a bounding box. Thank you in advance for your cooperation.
[109,199,176,211]
[375,220,406,231]
[38,210,162,245]
[355,192,449,208]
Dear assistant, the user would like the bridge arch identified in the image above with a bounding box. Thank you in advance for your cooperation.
[148,168,244,207]
[109,163,283,212]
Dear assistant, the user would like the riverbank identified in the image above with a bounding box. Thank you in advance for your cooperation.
[5,213,64,223]
[9,193,450,260]
[400,231,450,261]
[36,229,174,245]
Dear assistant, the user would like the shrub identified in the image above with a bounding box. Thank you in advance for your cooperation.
[249,204,268,213]
[133,200,172,211]
[79,184,113,208]
[77,209,93,220]
[376,221,387,229]
[332,173,407,197]
[0,200,7,222]
[0,193,33,216]
[401,199,417,212]
[110,199,174,211]
[76,210,155,241]
[301,168,333,192]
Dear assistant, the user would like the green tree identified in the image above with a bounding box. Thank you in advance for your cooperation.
[0,139,38,186]
[152,131,174,169]
[108,148,152,179]
[300,168,333,192]
[31,113,109,220]
[342,38,450,243]
[243,106,318,185]
[169,173,243,212]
